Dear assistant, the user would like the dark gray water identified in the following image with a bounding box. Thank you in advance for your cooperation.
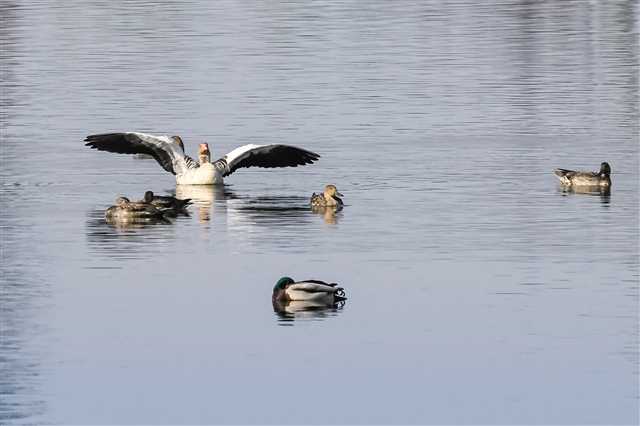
[1,1,638,424]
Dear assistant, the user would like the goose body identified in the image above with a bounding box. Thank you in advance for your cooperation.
[85,132,320,185]
[310,184,344,207]
[105,196,168,221]
[272,277,347,303]
[554,162,611,187]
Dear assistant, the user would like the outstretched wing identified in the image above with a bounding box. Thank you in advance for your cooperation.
[212,144,320,177]
[84,132,195,175]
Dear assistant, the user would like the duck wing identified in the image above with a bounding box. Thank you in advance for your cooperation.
[554,168,598,180]
[554,168,576,178]
[212,144,320,177]
[288,281,341,293]
[84,132,197,175]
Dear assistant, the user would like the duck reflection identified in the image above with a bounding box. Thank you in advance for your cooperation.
[85,209,177,258]
[273,298,346,324]
[271,277,347,325]
[105,215,170,228]
[558,185,611,203]
[311,205,343,224]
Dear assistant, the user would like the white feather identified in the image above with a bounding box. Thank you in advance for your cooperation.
[285,289,336,301]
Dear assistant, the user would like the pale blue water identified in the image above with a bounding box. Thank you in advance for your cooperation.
[1,1,638,424]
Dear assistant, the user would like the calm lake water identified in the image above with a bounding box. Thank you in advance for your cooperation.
[1,1,638,424]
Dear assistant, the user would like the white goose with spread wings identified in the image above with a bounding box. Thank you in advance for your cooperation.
[84,132,320,185]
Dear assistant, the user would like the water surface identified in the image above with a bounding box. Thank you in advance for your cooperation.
[1,1,638,424]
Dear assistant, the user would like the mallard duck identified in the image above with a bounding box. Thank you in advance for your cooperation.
[85,132,320,185]
[272,277,347,303]
[310,184,344,207]
[142,190,192,211]
[554,162,611,187]
[105,196,168,220]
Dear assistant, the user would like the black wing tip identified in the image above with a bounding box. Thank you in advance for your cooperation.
[84,132,126,141]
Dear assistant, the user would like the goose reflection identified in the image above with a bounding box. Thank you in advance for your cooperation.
[176,184,234,222]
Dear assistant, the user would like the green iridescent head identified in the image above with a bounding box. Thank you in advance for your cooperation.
[274,277,295,291]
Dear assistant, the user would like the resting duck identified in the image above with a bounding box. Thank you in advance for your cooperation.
[142,191,192,211]
[105,196,168,220]
[554,162,611,187]
[310,184,344,207]
[272,277,347,303]
[85,132,320,185]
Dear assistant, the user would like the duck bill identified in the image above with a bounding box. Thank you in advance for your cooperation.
[336,191,344,197]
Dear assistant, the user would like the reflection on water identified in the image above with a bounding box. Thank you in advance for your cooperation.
[85,209,180,259]
[558,185,612,199]
[311,205,343,225]
[273,298,347,325]
[1,0,638,423]
[176,184,234,223]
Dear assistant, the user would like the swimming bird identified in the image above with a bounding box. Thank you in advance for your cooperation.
[554,162,611,187]
[310,184,344,207]
[272,277,347,303]
[84,132,320,185]
[105,196,168,221]
[142,191,192,211]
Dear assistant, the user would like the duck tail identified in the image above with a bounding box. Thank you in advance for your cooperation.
[177,198,193,209]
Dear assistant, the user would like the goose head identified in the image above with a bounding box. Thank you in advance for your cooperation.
[199,143,211,164]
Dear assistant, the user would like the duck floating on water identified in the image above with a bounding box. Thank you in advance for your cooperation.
[272,277,347,303]
[310,184,344,207]
[554,162,611,188]
[142,190,192,211]
[85,132,320,185]
[105,196,169,221]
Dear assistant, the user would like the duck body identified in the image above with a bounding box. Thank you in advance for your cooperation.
[554,162,611,187]
[272,277,347,303]
[143,191,192,211]
[310,184,344,207]
[105,197,168,221]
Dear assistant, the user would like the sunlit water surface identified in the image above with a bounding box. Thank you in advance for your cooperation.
[1,1,638,424]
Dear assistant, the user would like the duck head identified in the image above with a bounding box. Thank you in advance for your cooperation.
[199,143,211,164]
[273,276,295,301]
[599,162,611,177]
[324,184,343,199]
[172,136,185,152]
[143,191,154,203]
[115,196,130,208]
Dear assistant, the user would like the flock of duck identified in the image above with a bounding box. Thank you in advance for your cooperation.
[85,131,348,312]
[85,130,613,312]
